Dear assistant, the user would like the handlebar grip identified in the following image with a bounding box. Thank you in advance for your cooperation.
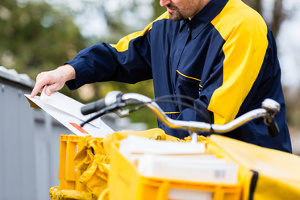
[265,119,279,137]
[81,98,106,115]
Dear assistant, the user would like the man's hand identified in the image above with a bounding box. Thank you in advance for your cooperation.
[30,64,76,97]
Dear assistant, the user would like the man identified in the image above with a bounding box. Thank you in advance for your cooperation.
[31,0,292,152]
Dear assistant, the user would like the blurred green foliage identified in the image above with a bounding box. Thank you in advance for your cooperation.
[0,0,86,101]
[0,0,86,74]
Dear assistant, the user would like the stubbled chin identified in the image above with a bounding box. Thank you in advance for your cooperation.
[168,12,182,21]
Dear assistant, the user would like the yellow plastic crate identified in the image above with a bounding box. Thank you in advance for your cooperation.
[51,134,103,200]
[58,134,85,190]
[109,142,242,200]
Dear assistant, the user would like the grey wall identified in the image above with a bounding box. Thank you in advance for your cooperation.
[0,69,68,200]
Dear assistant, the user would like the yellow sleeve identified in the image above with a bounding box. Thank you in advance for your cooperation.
[209,5,268,124]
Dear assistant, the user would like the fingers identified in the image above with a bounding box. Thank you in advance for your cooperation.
[31,74,45,97]
[45,84,59,96]
[31,85,44,98]
[31,72,52,97]
[31,65,74,98]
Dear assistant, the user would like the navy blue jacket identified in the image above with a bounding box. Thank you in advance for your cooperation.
[66,0,292,152]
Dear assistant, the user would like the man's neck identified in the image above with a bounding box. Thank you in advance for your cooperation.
[188,0,211,20]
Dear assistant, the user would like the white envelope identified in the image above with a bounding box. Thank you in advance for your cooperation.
[25,89,114,137]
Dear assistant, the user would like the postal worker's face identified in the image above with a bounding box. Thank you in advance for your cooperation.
[160,0,208,21]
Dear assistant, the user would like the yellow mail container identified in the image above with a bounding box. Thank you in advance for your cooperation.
[53,132,300,200]
[206,135,300,200]
[52,129,180,200]
[51,133,112,200]
[109,141,242,200]
[58,134,85,190]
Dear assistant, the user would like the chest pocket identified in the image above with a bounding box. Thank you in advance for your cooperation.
[175,70,202,100]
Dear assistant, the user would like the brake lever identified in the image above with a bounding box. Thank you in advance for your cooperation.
[262,99,280,137]
[264,117,279,137]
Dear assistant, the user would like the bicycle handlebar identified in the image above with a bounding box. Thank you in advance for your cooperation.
[81,91,280,138]
[81,98,106,115]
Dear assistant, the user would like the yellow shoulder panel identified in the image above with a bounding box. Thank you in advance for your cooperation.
[209,0,268,124]
[110,12,169,52]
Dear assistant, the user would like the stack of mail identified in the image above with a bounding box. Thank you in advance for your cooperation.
[119,135,238,185]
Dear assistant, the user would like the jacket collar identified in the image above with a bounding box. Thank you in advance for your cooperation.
[180,0,229,39]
